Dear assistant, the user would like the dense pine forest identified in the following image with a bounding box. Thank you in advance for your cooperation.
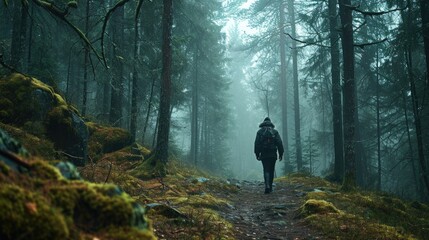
[1,0,429,239]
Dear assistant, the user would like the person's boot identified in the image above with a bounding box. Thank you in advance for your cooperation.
[264,172,270,194]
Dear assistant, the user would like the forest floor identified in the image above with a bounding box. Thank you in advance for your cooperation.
[216,180,323,240]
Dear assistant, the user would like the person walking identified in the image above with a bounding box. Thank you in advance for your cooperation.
[254,117,284,194]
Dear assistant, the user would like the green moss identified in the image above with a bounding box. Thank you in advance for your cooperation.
[102,226,156,240]
[48,185,80,216]
[295,174,429,239]
[0,98,13,119]
[299,199,341,217]
[0,123,58,160]
[276,173,336,190]
[46,183,133,231]
[131,155,167,179]
[127,143,151,158]
[0,74,34,124]
[0,161,10,175]
[0,73,65,125]
[0,74,83,158]
[305,212,413,240]
[178,207,234,239]
[0,184,69,240]
[76,185,134,231]
[45,106,77,149]
[87,122,132,160]
[22,121,46,136]
[28,160,62,180]
[102,147,144,162]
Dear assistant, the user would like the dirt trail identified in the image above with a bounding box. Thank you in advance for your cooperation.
[218,180,323,240]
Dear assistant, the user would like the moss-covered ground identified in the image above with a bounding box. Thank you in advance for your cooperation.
[277,174,429,240]
[79,146,238,239]
[0,152,155,240]
[3,118,429,240]
[2,73,429,239]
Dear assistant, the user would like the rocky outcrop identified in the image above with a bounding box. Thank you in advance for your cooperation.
[0,73,88,165]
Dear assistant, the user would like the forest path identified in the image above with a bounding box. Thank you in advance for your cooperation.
[217,180,323,240]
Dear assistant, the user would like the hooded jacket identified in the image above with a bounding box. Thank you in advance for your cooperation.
[254,120,284,160]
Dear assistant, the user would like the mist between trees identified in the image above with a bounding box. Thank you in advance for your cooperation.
[1,0,429,202]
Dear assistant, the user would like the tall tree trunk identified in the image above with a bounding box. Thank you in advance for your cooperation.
[288,0,302,171]
[402,90,421,198]
[142,74,156,144]
[82,0,90,116]
[329,0,344,182]
[407,46,429,196]
[154,0,173,166]
[376,48,381,191]
[407,0,429,195]
[130,2,144,141]
[419,0,429,198]
[109,2,125,127]
[279,0,289,172]
[190,45,199,166]
[421,0,429,85]
[152,112,159,149]
[339,0,357,191]
[103,80,110,121]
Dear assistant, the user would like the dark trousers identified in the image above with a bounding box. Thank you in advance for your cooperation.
[261,158,276,189]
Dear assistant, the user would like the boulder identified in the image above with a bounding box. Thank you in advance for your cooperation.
[0,73,88,165]
[87,122,132,160]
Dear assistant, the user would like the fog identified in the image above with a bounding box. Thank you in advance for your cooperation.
[2,0,428,200]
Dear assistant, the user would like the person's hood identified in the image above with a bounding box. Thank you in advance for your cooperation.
[259,120,275,128]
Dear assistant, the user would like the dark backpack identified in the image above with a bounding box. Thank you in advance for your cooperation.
[260,127,277,150]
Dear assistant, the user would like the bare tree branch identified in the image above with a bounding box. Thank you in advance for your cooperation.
[345,4,408,17]
[284,32,331,48]
[285,32,387,50]
[30,0,105,67]
[354,38,388,49]
[100,0,132,68]
[104,161,113,184]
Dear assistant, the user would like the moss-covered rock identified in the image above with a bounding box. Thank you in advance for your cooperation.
[0,141,155,240]
[87,122,132,160]
[0,185,69,240]
[299,199,341,217]
[0,73,88,166]
[28,159,63,180]
[0,169,155,239]
[47,183,153,232]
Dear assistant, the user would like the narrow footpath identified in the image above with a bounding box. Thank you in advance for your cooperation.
[218,180,324,240]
